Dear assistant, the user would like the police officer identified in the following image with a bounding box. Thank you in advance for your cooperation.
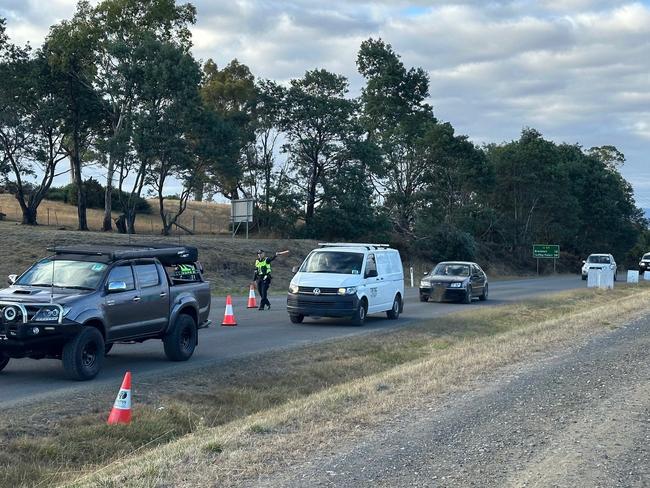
[253,249,289,310]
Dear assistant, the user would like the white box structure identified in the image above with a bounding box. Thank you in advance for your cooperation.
[587,268,614,289]
[644,271,650,281]
[627,270,639,283]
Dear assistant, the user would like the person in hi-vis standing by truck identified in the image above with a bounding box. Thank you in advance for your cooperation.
[253,249,289,310]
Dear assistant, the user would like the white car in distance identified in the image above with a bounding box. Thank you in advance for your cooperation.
[581,253,617,281]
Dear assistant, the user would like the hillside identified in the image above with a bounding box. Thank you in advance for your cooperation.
[0,221,317,294]
[0,194,231,235]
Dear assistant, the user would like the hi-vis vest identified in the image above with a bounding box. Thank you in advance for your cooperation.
[255,259,272,276]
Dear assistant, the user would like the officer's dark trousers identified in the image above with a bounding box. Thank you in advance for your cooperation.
[257,277,271,309]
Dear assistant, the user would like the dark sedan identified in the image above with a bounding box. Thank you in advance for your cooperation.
[419,261,488,304]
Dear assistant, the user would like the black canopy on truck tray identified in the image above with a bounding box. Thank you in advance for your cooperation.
[47,244,199,266]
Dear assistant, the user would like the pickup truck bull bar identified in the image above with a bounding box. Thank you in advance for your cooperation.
[0,301,65,325]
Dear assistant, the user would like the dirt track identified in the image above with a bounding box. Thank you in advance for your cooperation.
[262,315,650,487]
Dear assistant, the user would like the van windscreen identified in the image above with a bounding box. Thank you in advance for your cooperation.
[300,251,364,275]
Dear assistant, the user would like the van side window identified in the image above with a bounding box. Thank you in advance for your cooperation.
[366,254,377,276]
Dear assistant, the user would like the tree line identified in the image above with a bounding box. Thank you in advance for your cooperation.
[0,0,645,267]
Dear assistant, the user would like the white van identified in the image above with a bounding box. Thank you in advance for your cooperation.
[287,243,404,325]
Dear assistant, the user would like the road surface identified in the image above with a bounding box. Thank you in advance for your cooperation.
[1,275,584,407]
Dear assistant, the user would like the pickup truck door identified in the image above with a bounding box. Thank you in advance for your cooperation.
[130,261,170,336]
[104,264,140,341]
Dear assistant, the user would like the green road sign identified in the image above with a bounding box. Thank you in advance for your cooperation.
[533,244,560,258]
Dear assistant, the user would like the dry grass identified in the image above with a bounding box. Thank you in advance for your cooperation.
[0,194,231,235]
[0,285,639,488]
[0,220,316,294]
[73,286,649,488]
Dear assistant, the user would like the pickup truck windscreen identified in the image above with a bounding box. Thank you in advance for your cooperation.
[300,251,364,274]
[17,259,107,290]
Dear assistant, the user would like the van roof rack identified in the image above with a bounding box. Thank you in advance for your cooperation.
[318,243,390,250]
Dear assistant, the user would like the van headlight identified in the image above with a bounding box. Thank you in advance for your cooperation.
[289,284,299,294]
[33,306,68,322]
[419,281,429,288]
[337,287,357,295]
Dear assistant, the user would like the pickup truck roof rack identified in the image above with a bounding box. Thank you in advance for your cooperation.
[47,245,199,266]
[318,243,390,250]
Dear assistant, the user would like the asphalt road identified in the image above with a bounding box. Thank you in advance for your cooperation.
[0,275,584,408]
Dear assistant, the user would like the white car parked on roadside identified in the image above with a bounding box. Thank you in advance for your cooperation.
[581,253,617,281]
[287,243,404,325]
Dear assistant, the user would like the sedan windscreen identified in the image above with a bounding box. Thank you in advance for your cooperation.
[300,252,364,274]
[432,264,470,277]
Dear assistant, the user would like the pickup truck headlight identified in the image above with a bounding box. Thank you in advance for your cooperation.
[419,281,430,288]
[449,282,463,288]
[337,287,357,295]
[32,306,69,322]
[289,284,299,294]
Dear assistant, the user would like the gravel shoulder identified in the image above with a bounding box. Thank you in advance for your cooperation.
[262,315,650,488]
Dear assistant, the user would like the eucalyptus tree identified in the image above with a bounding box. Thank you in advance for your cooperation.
[357,38,436,235]
[89,0,197,230]
[279,69,357,225]
[42,1,105,231]
[0,31,68,225]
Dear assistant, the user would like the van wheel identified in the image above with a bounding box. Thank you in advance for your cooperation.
[164,314,197,361]
[289,314,304,324]
[386,295,401,320]
[0,353,9,372]
[351,300,367,326]
[62,327,105,381]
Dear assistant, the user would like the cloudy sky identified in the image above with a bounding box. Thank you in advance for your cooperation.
[2,0,649,206]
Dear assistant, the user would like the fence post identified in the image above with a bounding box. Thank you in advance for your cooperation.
[410,266,414,287]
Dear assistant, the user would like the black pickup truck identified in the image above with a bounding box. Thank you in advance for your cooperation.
[0,245,211,380]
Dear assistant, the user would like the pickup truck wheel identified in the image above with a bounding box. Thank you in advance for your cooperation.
[164,314,197,361]
[419,295,429,302]
[62,327,105,381]
[289,314,304,324]
[0,353,9,372]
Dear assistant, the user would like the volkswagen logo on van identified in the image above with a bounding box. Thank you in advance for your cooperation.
[313,288,321,296]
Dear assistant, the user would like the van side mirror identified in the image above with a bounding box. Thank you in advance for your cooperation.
[291,266,299,273]
[8,274,17,285]
[582,260,586,264]
[365,269,378,278]
[423,271,429,276]
[107,281,127,293]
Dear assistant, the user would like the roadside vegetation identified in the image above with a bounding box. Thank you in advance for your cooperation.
[1,284,648,487]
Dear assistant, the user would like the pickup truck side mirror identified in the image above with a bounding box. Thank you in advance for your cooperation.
[291,266,299,273]
[107,281,128,293]
[7,274,17,285]
[365,269,378,279]
[582,260,586,264]
[423,271,429,276]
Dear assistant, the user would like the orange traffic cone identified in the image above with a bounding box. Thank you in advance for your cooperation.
[107,371,132,425]
[247,284,257,309]
[221,295,237,326]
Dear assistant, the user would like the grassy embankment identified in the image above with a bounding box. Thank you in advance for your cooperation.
[1,284,649,487]
[0,220,316,295]
[0,194,231,235]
